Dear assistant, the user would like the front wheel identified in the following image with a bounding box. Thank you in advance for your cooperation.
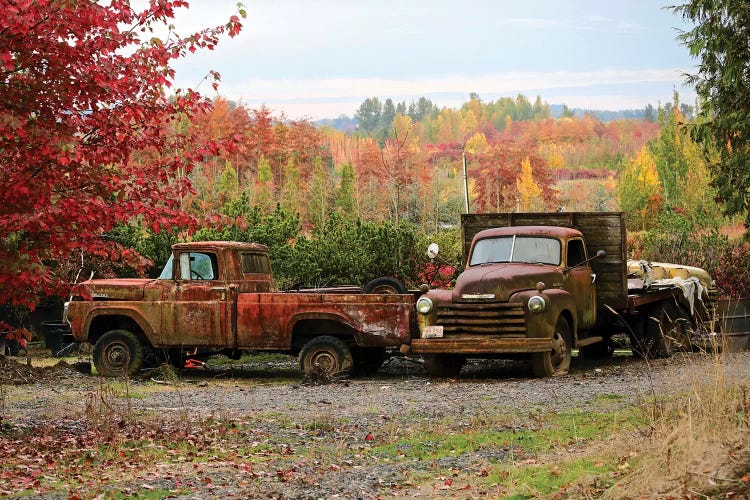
[531,317,572,377]
[299,336,354,379]
[93,329,144,377]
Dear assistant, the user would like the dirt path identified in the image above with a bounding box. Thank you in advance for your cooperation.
[3,350,749,498]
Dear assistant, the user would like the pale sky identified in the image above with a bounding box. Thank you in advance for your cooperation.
[165,0,698,120]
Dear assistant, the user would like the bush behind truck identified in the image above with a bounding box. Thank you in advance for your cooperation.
[406,212,716,377]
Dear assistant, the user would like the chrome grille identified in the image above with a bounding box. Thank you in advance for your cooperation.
[436,302,526,336]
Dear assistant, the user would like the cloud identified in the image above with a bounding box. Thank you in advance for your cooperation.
[205,68,694,119]
[213,68,686,101]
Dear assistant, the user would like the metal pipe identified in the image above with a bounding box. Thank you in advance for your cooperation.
[462,150,470,213]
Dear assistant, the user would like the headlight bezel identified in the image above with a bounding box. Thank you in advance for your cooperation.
[527,295,546,313]
[416,296,434,315]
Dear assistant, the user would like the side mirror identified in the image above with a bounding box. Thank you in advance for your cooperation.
[427,243,440,259]
[565,249,606,272]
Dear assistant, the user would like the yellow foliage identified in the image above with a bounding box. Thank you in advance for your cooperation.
[617,146,662,230]
[465,132,488,154]
[516,156,542,211]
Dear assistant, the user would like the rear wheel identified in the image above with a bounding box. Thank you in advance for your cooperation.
[531,317,572,377]
[642,301,694,358]
[423,353,465,378]
[93,329,144,377]
[299,336,354,378]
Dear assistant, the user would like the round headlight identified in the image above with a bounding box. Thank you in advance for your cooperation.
[527,295,546,313]
[416,297,434,314]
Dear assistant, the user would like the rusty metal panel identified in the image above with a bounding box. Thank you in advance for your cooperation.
[718,298,750,352]
[461,212,628,309]
[235,292,415,350]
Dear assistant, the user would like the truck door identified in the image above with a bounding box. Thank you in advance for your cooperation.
[160,251,230,348]
[564,239,597,330]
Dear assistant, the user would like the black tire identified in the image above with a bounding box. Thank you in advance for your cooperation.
[363,277,407,295]
[641,301,694,358]
[93,329,144,377]
[299,336,354,378]
[531,316,572,377]
[423,353,465,378]
[352,346,387,377]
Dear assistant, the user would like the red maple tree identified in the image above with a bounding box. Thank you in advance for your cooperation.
[0,0,244,309]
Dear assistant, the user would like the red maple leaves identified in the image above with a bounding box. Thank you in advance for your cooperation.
[0,0,244,308]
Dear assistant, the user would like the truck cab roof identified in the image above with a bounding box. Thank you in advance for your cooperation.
[172,241,269,253]
[472,225,584,240]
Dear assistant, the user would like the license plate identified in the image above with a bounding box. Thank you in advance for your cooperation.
[423,326,444,338]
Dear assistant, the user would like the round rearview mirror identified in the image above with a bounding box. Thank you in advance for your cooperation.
[427,243,440,259]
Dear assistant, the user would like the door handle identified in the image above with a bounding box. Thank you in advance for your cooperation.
[211,287,227,292]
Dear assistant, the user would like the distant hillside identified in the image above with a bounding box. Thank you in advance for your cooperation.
[549,104,647,121]
[316,105,652,132]
[314,115,357,133]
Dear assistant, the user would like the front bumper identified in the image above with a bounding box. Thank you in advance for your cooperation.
[410,335,552,354]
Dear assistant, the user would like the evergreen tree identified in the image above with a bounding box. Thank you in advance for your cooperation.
[335,162,358,220]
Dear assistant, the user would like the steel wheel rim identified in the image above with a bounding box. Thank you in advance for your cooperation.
[309,350,337,373]
[550,330,568,370]
[103,340,131,372]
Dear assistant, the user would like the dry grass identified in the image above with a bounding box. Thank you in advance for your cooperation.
[608,350,750,498]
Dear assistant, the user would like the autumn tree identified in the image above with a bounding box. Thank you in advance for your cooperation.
[517,156,543,211]
[0,1,243,308]
[308,156,332,228]
[617,147,663,230]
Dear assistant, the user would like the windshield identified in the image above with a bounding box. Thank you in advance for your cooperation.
[469,236,561,266]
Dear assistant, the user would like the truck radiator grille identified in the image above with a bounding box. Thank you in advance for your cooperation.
[436,303,526,335]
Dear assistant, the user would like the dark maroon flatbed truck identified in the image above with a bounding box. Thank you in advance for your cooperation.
[58,241,415,378]
[406,212,716,378]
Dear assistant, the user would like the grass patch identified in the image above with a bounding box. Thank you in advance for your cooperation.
[368,409,640,463]
[490,457,617,498]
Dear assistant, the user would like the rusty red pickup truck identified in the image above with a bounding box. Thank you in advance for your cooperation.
[59,241,415,377]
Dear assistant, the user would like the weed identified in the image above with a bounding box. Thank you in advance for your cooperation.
[610,352,750,498]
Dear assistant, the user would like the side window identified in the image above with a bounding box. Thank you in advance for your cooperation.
[241,253,271,274]
[178,252,218,280]
[567,240,587,268]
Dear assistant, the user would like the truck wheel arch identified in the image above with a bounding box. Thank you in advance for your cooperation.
[85,308,154,347]
[288,313,360,350]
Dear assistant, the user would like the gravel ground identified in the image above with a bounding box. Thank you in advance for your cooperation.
[3,349,750,498]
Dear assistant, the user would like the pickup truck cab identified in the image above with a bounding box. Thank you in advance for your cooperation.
[63,241,415,378]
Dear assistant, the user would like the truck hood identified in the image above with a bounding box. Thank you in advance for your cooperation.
[453,264,561,302]
[74,279,154,301]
